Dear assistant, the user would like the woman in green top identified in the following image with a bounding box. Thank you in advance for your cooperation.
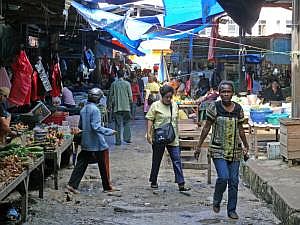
[194,80,249,220]
[146,85,190,192]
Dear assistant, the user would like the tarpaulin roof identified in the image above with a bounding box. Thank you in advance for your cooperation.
[74,0,266,55]
[162,0,224,27]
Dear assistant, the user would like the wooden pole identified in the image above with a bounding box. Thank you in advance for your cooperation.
[292,0,300,117]
[238,26,246,93]
[188,35,193,74]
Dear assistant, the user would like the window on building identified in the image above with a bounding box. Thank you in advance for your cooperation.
[286,20,292,33]
[258,20,266,36]
[228,19,236,34]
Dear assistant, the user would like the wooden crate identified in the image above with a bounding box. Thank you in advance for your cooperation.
[280,118,300,166]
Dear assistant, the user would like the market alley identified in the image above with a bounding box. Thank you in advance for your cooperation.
[23,118,280,225]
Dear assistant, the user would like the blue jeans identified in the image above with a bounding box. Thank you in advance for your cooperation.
[213,159,240,214]
[150,145,185,185]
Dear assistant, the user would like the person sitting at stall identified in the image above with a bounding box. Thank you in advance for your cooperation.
[0,87,11,143]
[196,86,219,121]
[62,86,76,108]
[196,86,219,104]
[195,76,210,98]
[263,80,284,104]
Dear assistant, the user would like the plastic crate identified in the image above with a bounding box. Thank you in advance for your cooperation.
[43,111,69,125]
[267,142,281,160]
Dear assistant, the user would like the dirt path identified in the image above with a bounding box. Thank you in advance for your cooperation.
[24,119,280,225]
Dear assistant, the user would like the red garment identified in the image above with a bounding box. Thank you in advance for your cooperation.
[185,79,191,96]
[31,71,45,101]
[50,63,62,97]
[208,19,219,62]
[246,73,253,92]
[9,50,32,106]
[131,83,140,103]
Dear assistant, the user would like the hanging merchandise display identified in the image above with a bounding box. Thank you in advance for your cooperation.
[0,66,11,89]
[50,62,62,98]
[9,50,32,106]
[35,57,52,92]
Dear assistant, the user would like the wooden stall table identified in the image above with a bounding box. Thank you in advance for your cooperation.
[248,121,280,159]
[177,104,199,123]
[44,137,73,190]
[179,139,211,184]
[0,156,44,222]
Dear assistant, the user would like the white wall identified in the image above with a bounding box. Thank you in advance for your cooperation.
[200,7,292,37]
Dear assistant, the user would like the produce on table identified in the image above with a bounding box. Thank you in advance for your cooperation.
[0,155,24,186]
[0,143,44,159]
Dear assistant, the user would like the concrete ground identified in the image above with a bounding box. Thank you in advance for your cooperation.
[22,114,281,225]
[241,159,300,225]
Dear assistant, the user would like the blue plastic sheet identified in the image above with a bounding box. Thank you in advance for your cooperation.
[162,0,224,27]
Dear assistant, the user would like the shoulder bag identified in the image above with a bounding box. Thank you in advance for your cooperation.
[153,104,175,145]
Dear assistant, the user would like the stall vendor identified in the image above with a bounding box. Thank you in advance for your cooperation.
[0,87,11,142]
[263,80,284,103]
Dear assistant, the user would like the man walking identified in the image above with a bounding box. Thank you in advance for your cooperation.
[67,88,117,193]
[109,70,133,145]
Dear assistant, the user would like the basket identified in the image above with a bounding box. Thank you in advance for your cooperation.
[250,108,273,123]
[266,113,289,125]
[43,111,69,125]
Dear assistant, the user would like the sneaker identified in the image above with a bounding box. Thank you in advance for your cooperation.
[150,183,158,189]
[66,184,80,194]
[124,140,132,143]
[228,212,239,220]
[178,186,191,192]
[213,205,220,213]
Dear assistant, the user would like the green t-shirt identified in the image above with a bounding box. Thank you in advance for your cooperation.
[146,101,179,146]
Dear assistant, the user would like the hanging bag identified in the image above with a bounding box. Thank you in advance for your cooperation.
[153,104,175,145]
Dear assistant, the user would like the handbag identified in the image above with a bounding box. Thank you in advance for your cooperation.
[153,104,175,145]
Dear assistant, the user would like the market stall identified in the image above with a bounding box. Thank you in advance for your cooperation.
[233,95,291,159]
[0,143,44,222]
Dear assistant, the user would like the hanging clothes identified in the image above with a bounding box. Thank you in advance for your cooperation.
[9,50,32,106]
[0,66,11,89]
[101,56,110,80]
[84,49,96,69]
[246,72,253,93]
[50,63,62,97]
[31,71,45,101]
[208,19,219,62]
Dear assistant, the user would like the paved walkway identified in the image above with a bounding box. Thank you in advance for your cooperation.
[241,159,300,225]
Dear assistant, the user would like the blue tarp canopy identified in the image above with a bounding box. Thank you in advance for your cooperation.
[162,0,224,27]
[72,0,225,55]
